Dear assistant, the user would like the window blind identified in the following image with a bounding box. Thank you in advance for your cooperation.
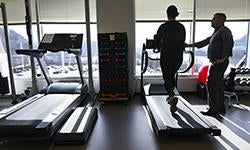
[135,0,193,20]
[0,0,26,23]
[196,0,250,20]
[38,0,86,22]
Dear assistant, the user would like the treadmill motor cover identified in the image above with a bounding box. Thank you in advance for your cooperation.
[40,82,88,94]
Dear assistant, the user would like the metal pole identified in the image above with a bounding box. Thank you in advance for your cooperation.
[191,0,196,74]
[246,22,250,67]
[84,0,94,94]
[35,0,41,42]
[1,3,18,104]
[25,0,38,95]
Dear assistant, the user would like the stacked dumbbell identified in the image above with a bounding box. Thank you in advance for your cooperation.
[234,67,250,91]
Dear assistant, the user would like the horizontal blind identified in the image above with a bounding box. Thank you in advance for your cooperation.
[0,0,26,23]
[196,0,250,20]
[89,0,97,22]
[38,0,86,22]
[135,0,193,20]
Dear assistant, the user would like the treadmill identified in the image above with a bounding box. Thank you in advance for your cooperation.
[141,38,221,136]
[0,34,97,143]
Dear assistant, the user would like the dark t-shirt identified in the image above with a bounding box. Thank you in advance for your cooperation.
[156,20,186,59]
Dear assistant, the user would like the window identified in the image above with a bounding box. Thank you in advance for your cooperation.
[135,0,250,76]
[135,0,193,76]
[135,22,192,76]
[4,0,98,79]
[195,0,250,74]
[194,22,248,73]
[0,25,38,78]
[36,0,98,78]
[40,24,87,78]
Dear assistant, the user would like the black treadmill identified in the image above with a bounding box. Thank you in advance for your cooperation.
[0,34,97,143]
[141,38,221,136]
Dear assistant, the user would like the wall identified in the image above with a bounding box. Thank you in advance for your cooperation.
[96,0,136,95]
[135,76,198,93]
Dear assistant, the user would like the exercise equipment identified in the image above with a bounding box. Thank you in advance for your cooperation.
[141,38,221,136]
[0,3,17,104]
[0,72,9,95]
[0,34,97,143]
[198,65,209,85]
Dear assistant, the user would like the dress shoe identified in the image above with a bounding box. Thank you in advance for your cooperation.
[167,96,178,113]
[169,97,178,113]
[200,110,219,116]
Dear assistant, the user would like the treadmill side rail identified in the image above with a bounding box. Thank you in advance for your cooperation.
[54,106,98,144]
[0,94,85,140]
[177,95,221,136]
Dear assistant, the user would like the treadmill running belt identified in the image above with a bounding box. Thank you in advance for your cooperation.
[146,95,220,135]
[0,94,80,139]
[54,106,98,144]
[7,94,78,120]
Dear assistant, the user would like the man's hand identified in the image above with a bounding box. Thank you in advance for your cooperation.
[184,43,195,48]
[212,57,227,65]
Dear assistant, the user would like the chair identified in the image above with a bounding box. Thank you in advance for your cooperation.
[224,91,239,107]
[199,65,239,107]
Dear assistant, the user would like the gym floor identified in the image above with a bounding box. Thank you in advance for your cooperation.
[0,92,249,150]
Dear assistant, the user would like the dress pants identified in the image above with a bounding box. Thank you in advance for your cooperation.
[207,59,229,112]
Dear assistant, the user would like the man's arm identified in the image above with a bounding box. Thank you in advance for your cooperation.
[185,37,210,48]
[155,25,164,51]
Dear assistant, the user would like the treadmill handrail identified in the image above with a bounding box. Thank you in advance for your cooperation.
[140,44,195,92]
[16,49,45,58]
[141,49,194,74]
[141,50,148,74]
[178,50,194,73]
[16,48,81,56]
[16,48,53,85]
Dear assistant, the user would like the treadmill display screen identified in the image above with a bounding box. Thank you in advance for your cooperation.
[38,34,83,52]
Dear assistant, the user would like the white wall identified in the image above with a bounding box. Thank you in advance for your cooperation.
[135,76,198,93]
[96,0,136,95]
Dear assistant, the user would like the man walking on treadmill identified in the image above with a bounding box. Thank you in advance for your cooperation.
[155,5,186,113]
[186,13,234,116]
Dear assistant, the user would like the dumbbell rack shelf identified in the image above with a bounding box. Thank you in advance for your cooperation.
[234,67,250,91]
[98,32,129,101]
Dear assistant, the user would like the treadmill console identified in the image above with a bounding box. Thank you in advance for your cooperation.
[38,34,83,55]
